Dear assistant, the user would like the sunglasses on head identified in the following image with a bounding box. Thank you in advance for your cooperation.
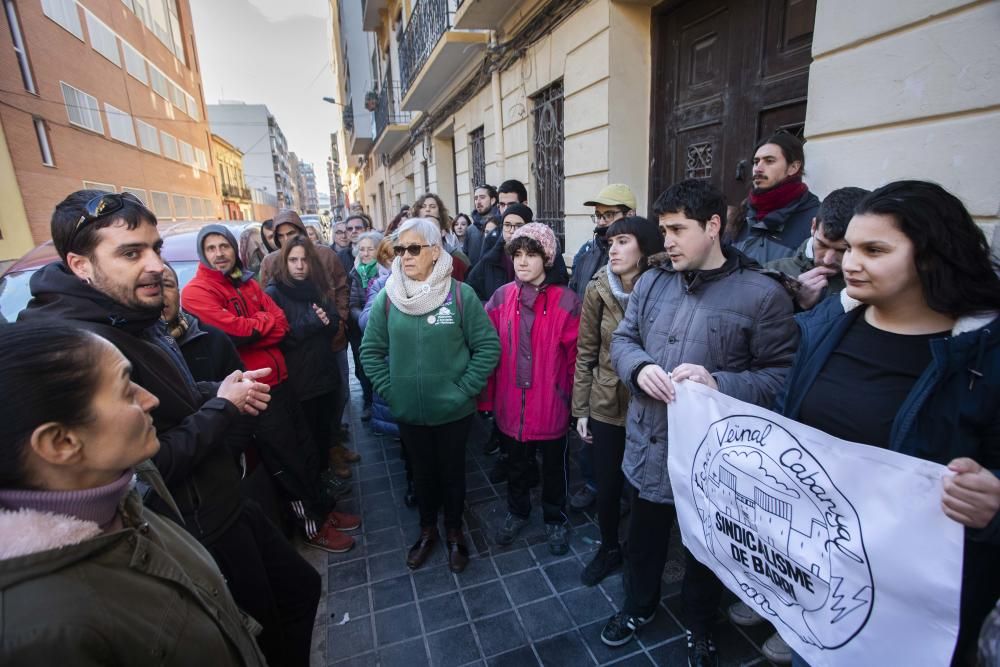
[70,192,151,252]
[392,243,431,257]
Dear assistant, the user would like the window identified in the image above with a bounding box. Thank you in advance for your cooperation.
[120,0,134,9]
[121,187,147,205]
[122,42,147,84]
[34,118,53,166]
[104,104,136,145]
[60,82,103,134]
[169,82,186,112]
[168,10,184,65]
[179,140,194,165]
[136,119,159,153]
[150,190,171,217]
[84,11,120,66]
[531,81,565,248]
[172,194,188,217]
[186,94,200,121]
[149,66,168,99]
[132,0,148,25]
[5,1,36,94]
[194,147,208,171]
[83,181,115,192]
[202,198,213,217]
[160,131,179,160]
[469,126,485,196]
[41,0,82,40]
[148,0,170,49]
[189,197,202,218]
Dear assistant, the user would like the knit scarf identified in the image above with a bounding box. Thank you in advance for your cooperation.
[605,264,631,311]
[385,252,454,316]
[749,176,808,220]
[356,260,379,290]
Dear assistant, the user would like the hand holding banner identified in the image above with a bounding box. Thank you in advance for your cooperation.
[667,380,963,667]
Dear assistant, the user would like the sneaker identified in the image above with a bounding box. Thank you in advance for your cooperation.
[325,511,361,532]
[569,485,597,511]
[686,631,718,667]
[320,472,352,500]
[488,454,509,484]
[600,610,654,647]
[580,546,622,586]
[483,437,500,456]
[545,522,569,556]
[305,523,355,554]
[495,512,528,545]
[761,632,792,665]
[727,601,764,626]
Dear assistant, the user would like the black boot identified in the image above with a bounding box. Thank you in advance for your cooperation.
[489,453,509,484]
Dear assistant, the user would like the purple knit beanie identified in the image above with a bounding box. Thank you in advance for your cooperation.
[509,222,557,267]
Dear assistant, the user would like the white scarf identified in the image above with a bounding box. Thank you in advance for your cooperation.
[606,263,631,311]
[385,251,454,316]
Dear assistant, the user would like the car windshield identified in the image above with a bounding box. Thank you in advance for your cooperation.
[0,260,200,324]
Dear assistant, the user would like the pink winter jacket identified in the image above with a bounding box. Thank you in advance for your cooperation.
[479,280,581,441]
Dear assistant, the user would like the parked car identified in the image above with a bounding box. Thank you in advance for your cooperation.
[0,220,261,323]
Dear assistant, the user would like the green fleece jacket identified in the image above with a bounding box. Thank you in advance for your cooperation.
[360,280,500,426]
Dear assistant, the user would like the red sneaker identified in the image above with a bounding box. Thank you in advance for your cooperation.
[306,523,355,554]
[326,511,361,532]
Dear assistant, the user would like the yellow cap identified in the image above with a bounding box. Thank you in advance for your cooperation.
[584,183,636,210]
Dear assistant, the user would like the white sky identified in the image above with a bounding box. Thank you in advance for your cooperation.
[190,0,339,194]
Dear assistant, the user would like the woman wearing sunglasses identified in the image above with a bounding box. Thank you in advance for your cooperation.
[360,218,500,574]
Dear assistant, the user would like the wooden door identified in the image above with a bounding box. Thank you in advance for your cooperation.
[649,0,817,209]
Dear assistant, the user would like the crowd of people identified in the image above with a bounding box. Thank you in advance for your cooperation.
[0,131,998,667]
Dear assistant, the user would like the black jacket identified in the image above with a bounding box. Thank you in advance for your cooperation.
[468,232,569,301]
[19,263,244,544]
[265,280,341,401]
[177,313,245,382]
[567,232,609,301]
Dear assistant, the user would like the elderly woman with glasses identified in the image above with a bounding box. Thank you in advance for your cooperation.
[360,218,500,574]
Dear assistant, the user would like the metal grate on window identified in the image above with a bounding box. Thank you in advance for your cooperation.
[530,81,565,249]
[469,126,485,198]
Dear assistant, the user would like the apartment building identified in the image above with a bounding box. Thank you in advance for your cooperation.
[335,0,999,259]
[211,133,251,220]
[0,0,220,259]
[208,101,295,210]
[299,161,319,214]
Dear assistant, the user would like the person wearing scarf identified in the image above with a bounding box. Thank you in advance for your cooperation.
[360,218,500,574]
[728,133,820,266]
[571,216,662,588]
[480,223,583,558]
[347,231,383,420]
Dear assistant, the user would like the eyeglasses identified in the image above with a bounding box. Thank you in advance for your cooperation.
[590,210,624,224]
[70,192,150,251]
[392,243,431,257]
[333,229,347,235]
[346,225,365,232]
[503,222,528,232]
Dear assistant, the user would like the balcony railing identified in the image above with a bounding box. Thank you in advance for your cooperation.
[222,183,251,200]
[374,79,413,140]
[399,0,455,96]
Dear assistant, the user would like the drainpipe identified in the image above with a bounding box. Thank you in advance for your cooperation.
[490,31,505,180]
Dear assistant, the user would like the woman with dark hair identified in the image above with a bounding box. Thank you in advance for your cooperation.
[415,193,472,279]
[265,237,348,479]
[776,180,1000,667]
[453,212,472,256]
[0,324,266,665]
[386,206,410,235]
[572,216,663,586]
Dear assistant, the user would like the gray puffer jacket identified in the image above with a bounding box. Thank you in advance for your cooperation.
[610,247,799,504]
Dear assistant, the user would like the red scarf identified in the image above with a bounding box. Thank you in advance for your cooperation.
[749,176,808,220]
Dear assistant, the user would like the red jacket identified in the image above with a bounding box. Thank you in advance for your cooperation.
[182,264,290,387]
[480,280,581,441]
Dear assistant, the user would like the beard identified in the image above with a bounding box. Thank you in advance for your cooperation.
[92,263,164,315]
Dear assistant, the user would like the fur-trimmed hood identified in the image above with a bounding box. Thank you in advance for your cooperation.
[0,508,103,560]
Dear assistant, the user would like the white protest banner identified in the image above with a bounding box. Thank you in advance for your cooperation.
[667,381,963,667]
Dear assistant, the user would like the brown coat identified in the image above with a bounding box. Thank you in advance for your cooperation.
[571,268,630,427]
[258,210,349,351]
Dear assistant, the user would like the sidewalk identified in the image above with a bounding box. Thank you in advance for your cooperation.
[300,377,776,666]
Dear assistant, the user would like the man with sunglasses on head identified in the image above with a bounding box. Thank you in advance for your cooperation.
[18,190,324,667]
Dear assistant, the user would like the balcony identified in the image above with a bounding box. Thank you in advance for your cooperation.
[362,0,388,31]
[399,0,488,111]
[222,183,251,200]
[452,0,531,30]
[373,79,414,156]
